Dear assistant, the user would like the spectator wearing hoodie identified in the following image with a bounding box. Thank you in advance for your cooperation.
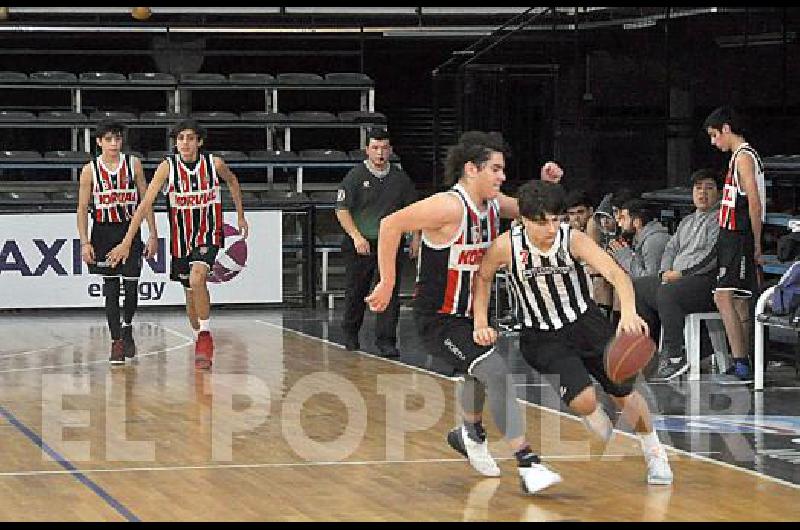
[608,199,670,279]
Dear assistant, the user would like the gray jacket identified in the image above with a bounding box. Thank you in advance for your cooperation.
[612,220,670,278]
[660,204,721,276]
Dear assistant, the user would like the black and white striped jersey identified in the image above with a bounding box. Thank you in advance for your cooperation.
[507,223,593,330]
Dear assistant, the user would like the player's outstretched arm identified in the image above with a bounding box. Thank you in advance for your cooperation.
[366,192,461,312]
[570,229,648,336]
[107,161,168,266]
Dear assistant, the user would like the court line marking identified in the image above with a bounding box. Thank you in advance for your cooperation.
[0,404,139,521]
[0,343,74,359]
[0,323,192,374]
[256,318,800,491]
[0,453,716,478]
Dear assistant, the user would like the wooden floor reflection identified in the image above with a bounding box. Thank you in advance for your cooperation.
[0,312,798,521]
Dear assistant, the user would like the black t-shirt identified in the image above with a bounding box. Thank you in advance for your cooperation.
[335,162,416,240]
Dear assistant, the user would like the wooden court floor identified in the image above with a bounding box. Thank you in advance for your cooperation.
[0,311,799,521]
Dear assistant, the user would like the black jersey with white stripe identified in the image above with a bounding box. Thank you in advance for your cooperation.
[507,223,593,331]
[414,183,500,318]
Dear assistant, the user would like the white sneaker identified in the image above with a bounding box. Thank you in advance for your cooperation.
[459,425,501,477]
[646,448,673,485]
[518,464,562,495]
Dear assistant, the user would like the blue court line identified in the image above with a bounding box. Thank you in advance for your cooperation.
[0,404,139,522]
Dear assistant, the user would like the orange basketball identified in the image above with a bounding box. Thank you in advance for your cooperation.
[131,7,152,21]
[603,333,656,383]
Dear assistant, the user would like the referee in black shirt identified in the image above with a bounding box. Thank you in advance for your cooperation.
[335,127,418,357]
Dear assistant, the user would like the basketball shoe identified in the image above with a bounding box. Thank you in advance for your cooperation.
[195,331,214,369]
[109,339,125,365]
[518,463,563,495]
[646,447,674,485]
[121,325,136,359]
[447,425,500,477]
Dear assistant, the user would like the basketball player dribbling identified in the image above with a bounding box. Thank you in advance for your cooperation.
[367,131,563,494]
[106,119,248,369]
[77,120,159,364]
[471,180,673,485]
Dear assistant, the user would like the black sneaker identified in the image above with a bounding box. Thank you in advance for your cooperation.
[650,356,689,382]
[377,344,400,358]
[342,335,360,351]
[121,325,136,359]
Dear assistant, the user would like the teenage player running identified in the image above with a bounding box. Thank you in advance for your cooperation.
[107,119,248,369]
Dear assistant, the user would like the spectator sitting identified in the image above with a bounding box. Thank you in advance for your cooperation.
[608,199,670,278]
[634,168,722,381]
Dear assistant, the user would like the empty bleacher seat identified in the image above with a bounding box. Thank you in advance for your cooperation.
[38,111,87,122]
[239,111,287,123]
[138,111,187,122]
[248,150,298,161]
[128,72,176,84]
[288,111,338,123]
[179,73,228,84]
[211,150,248,161]
[191,111,239,122]
[228,73,275,85]
[0,150,42,160]
[30,71,77,83]
[90,110,138,122]
[299,149,348,161]
[337,111,387,123]
[0,111,36,121]
[128,151,145,161]
[79,72,127,83]
[43,150,91,162]
[324,72,373,86]
[0,191,50,204]
[0,71,28,83]
[276,73,324,85]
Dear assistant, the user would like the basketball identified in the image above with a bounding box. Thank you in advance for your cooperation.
[604,332,656,383]
[131,7,152,21]
[208,223,248,284]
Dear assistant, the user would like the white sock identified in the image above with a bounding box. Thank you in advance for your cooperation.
[582,407,613,443]
[192,328,200,340]
[638,430,663,456]
[199,319,210,332]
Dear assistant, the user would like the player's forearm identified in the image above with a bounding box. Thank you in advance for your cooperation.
[376,217,403,287]
[472,275,493,329]
[77,206,90,244]
[608,268,637,317]
[121,205,148,246]
[145,209,158,239]
[228,178,245,220]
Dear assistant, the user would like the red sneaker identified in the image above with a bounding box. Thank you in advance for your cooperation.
[109,339,125,365]
[195,331,214,369]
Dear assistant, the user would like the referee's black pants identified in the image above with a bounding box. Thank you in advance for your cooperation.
[341,237,405,348]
